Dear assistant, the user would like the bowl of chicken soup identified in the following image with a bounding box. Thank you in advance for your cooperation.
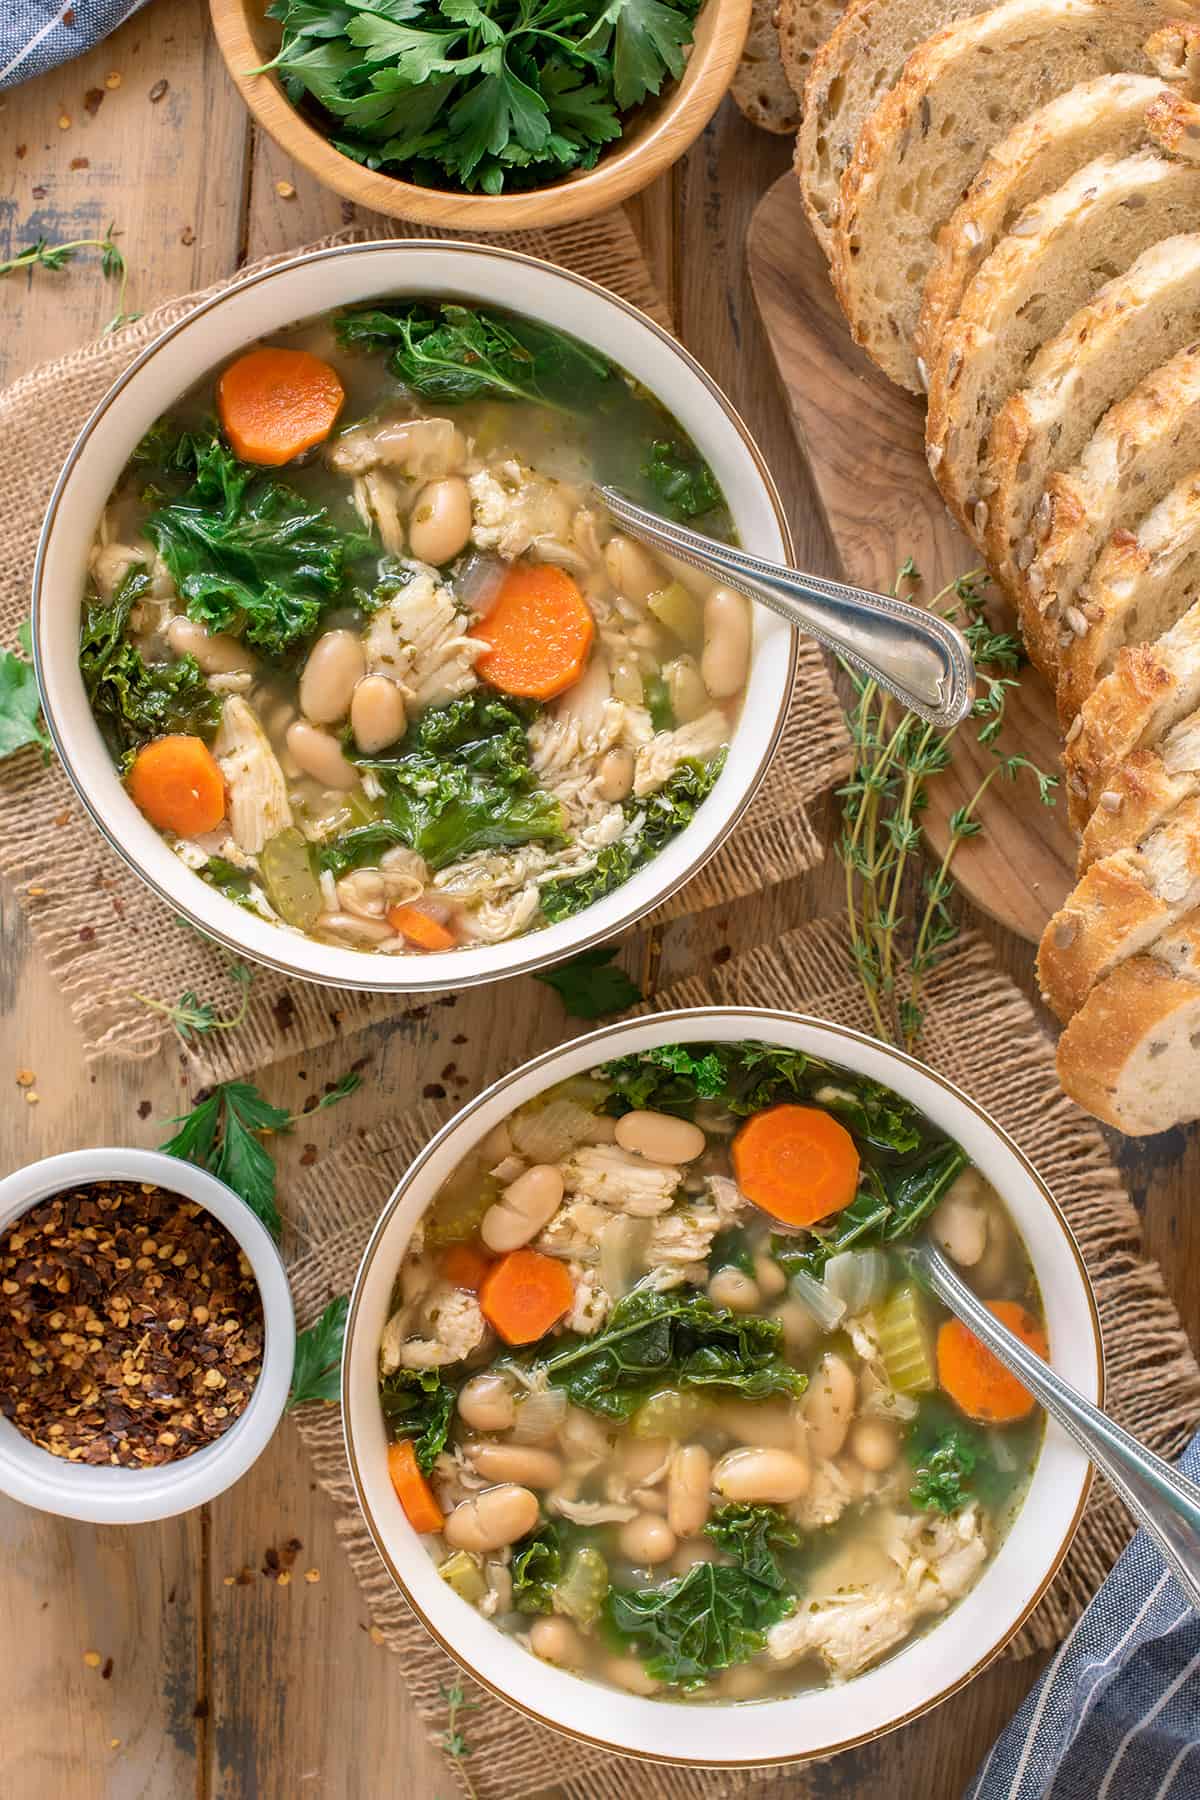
[342,1008,1100,1763]
[34,241,796,994]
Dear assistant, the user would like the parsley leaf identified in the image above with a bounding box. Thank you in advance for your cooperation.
[0,620,50,761]
[611,0,695,109]
[534,946,642,1018]
[288,1296,349,1409]
[160,1079,291,1239]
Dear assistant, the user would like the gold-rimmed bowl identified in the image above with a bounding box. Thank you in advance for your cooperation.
[342,1007,1101,1764]
[209,0,751,230]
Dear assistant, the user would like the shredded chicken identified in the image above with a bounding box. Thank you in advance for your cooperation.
[633,708,730,798]
[552,1495,639,1526]
[329,414,465,479]
[364,564,483,711]
[469,461,577,561]
[561,1143,681,1216]
[434,809,627,944]
[213,695,291,854]
[89,539,175,604]
[528,656,629,825]
[565,1262,609,1335]
[380,1282,487,1373]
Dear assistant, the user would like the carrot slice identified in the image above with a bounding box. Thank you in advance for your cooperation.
[937,1300,1048,1425]
[478,1249,574,1346]
[127,735,226,837]
[731,1104,860,1227]
[217,347,345,466]
[470,562,595,701]
[387,1439,445,1534]
[386,904,457,952]
[440,1243,492,1292]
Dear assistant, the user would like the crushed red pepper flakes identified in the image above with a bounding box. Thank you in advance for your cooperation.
[70,156,89,170]
[148,79,168,103]
[180,225,195,246]
[0,1181,263,1468]
[15,1071,35,1089]
[275,180,296,199]
[83,88,104,115]
[105,71,122,89]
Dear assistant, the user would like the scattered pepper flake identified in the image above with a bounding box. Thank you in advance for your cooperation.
[180,225,195,246]
[275,180,296,199]
[79,926,95,943]
[83,1650,102,1668]
[222,1575,235,1588]
[83,88,104,116]
[31,185,47,199]
[148,79,168,103]
[15,1071,35,1089]
[69,156,89,170]
[304,1568,320,1584]
[57,114,71,130]
[277,1570,292,1587]
[105,71,122,89]
[109,1739,120,1750]
[15,144,27,159]
[24,1092,39,1107]
[369,1625,386,1646]
[101,1657,113,1680]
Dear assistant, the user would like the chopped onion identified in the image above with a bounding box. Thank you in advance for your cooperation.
[824,1249,892,1315]
[511,1097,601,1164]
[788,1269,846,1332]
[457,551,508,616]
[988,1428,1020,1472]
[598,1214,651,1301]
[512,1386,568,1445]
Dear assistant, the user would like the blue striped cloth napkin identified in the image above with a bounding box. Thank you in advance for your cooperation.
[1,0,148,90]
[969,1431,1200,1799]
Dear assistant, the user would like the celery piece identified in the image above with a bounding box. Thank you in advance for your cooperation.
[438,1550,486,1605]
[648,582,701,650]
[553,1546,609,1626]
[877,1282,936,1395]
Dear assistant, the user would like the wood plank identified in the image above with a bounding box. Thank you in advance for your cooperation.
[746,173,1077,946]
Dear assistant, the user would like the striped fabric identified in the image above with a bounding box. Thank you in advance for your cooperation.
[969,1432,1200,1800]
[1,0,148,90]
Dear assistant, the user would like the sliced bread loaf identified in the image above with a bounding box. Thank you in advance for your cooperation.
[926,153,1200,545]
[776,0,850,112]
[831,0,1182,393]
[794,0,995,261]
[1023,342,1200,681]
[1057,468,1200,720]
[1056,924,1200,1132]
[917,74,1170,377]
[1037,792,1200,1018]
[1078,705,1200,868]
[733,0,803,132]
[984,234,1200,631]
[1145,85,1200,149]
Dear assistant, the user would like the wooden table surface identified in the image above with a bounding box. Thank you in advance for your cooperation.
[1,6,1197,1795]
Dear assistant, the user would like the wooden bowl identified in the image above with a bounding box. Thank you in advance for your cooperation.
[209,0,751,230]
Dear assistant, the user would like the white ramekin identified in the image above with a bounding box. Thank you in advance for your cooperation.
[34,241,797,995]
[342,1008,1101,1766]
[0,1148,294,1523]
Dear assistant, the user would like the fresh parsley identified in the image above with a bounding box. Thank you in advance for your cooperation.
[534,945,642,1018]
[288,1295,349,1409]
[642,437,723,521]
[0,619,51,761]
[160,1080,292,1239]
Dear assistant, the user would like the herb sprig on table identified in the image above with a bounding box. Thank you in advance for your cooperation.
[0,223,139,333]
[261,0,703,197]
[0,620,51,762]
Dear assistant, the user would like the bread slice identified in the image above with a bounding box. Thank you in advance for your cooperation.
[1057,467,1200,720]
[1037,792,1200,1018]
[1063,595,1200,828]
[776,0,850,113]
[917,74,1170,379]
[733,0,803,132]
[1145,84,1200,149]
[926,153,1200,546]
[1056,922,1200,1132]
[985,234,1200,636]
[1078,704,1200,868]
[794,0,995,261]
[1024,342,1200,684]
[830,0,1183,393]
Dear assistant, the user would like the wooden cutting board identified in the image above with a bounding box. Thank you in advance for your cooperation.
[747,174,1077,945]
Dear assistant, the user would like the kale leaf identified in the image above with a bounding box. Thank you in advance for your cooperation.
[80,566,221,760]
[379,1367,454,1473]
[511,1521,561,1614]
[906,1395,1031,1514]
[705,1503,800,1590]
[598,1037,809,1120]
[540,1287,805,1421]
[288,1296,349,1410]
[533,945,642,1019]
[317,821,412,880]
[909,1432,977,1515]
[642,438,723,521]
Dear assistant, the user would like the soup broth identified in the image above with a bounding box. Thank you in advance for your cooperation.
[81,301,747,954]
[377,1040,1046,1700]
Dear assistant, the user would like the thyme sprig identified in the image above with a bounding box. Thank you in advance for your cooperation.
[439,1680,480,1797]
[134,960,254,1046]
[838,563,1057,1049]
[0,224,139,332]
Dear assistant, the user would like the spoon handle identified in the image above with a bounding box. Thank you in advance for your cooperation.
[921,1245,1200,1611]
[597,486,976,730]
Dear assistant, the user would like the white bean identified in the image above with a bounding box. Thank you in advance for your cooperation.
[604,534,666,602]
[707,1267,761,1313]
[772,1300,819,1357]
[408,475,472,566]
[664,654,709,724]
[606,1654,660,1695]
[754,1254,788,1299]
[716,1399,802,1452]
[470,1443,563,1489]
[613,1110,706,1165]
[848,1418,899,1472]
[530,1615,586,1669]
[562,1406,610,1460]
[286,719,359,790]
[166,615,256,675]
[442,1484,539,1552]
[618,1437,670,1482]
[718,1663,770,1699]
[595,746,635,803]
[481,1164,564,1253]
[713,1447,810,1504]
[300,629,366,725]
[351,674,406,755]
[804,1352,857,1460]
[457,1373,516,1433]
[618,1512,678,1565]
[632,1484,669,1515]
[670,1537,720,1574]
[701,587,751,700]
[314,910,394,947]
[667,1445,712,1537]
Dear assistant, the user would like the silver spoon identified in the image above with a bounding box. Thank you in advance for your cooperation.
[597,486,976,730]
[906,1240,1200,1611]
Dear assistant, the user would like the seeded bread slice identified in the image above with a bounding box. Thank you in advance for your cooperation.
[1057,468,1200,720]
[1024,341,1200,683]
[794,0,995,262]
[734,0,803,132]
[926,153,1200,546]
[831,0,1184,393]
[917,75,1170,379]
[1145,84,1200,147]
[1037,792,1200,1018]
[1063,595,1200,828]
[776,0,850,113]
[1056,924,1200,1132]
[984,235,1200,639]
[1078,705,1200,868]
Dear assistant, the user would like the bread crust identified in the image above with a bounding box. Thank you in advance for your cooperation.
[1037,852,1166,1019]
[774,0,849,114]
[1076,718,1200,870]
[733,0,803,133]
[1056,949,1200,1133]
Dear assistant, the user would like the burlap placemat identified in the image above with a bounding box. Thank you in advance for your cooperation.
[286,914,1200,1797]
[0,217,850,1083]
